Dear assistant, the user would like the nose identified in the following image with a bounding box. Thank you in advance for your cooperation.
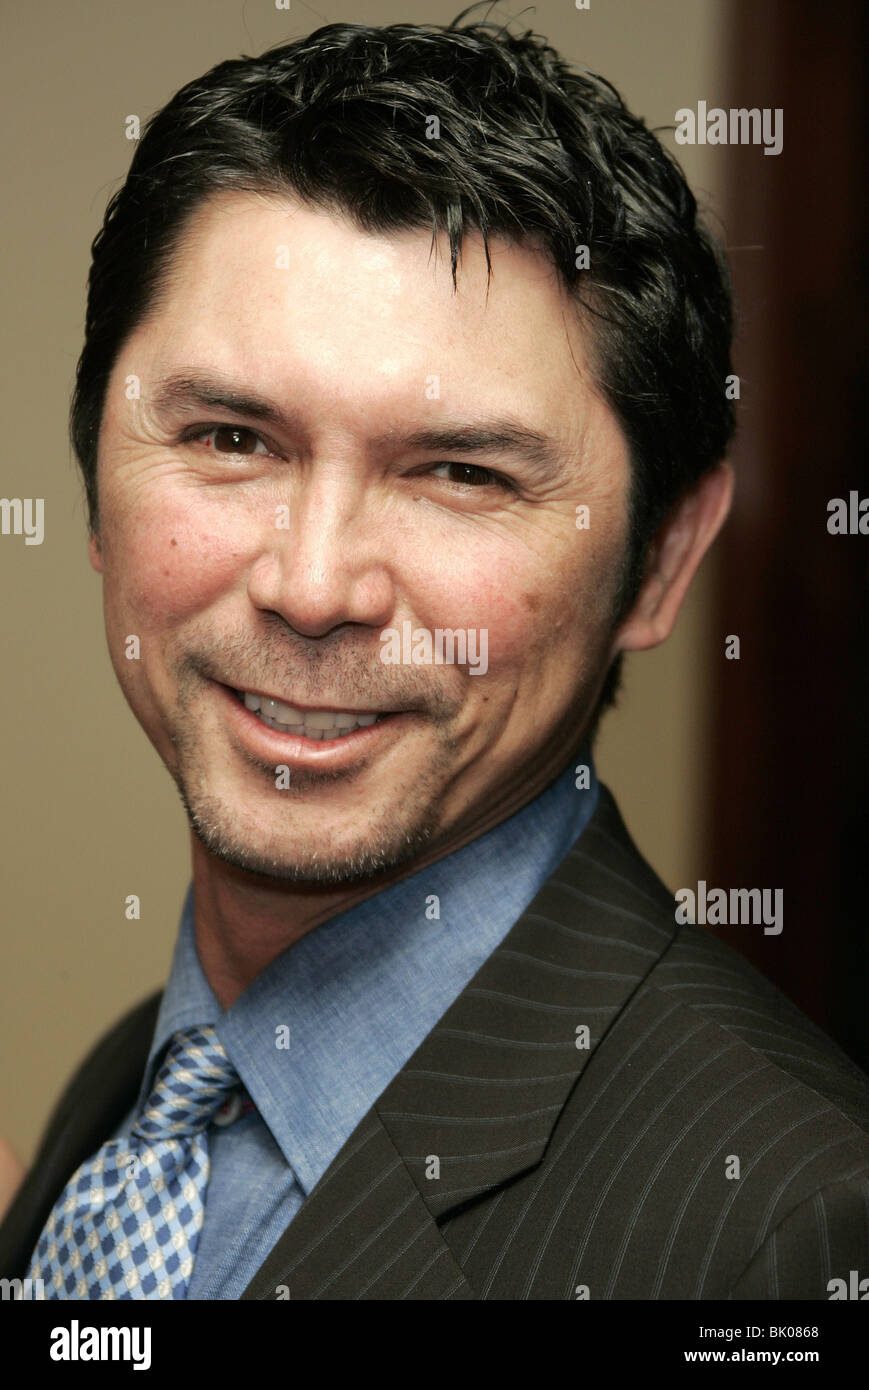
[245,464,398,638]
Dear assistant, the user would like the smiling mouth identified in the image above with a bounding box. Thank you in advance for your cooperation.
[232,688,388,741]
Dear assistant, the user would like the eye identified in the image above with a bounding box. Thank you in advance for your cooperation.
[428,461,510,489]
[190,425,271,457]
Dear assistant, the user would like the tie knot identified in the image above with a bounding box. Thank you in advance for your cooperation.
[132,1025,240,1141]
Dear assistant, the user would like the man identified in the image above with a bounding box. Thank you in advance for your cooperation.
[2,14,868,1301]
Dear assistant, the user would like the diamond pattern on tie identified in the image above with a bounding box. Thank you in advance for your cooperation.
[28,1025,239,1299]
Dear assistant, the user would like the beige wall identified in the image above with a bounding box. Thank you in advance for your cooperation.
[0,0,729,1163]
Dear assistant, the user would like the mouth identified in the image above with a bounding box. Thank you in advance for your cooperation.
[231,688,389,742]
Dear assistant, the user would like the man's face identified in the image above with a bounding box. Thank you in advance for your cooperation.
[91,192,631,883]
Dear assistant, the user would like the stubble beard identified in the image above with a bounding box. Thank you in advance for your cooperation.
[168,705,461,887]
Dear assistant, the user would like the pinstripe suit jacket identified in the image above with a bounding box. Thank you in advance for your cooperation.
[3,784,869,1300]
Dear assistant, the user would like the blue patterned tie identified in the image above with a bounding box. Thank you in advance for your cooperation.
[28,1025,239,1299]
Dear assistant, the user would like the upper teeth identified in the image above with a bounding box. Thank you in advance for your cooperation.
[240,691,380,740]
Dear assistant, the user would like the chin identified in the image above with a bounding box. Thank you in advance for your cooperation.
[181,787,436,887]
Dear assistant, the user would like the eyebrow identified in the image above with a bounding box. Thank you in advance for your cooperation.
[151,371,564,476]
[151,374,292,427]
[374,423,561,476]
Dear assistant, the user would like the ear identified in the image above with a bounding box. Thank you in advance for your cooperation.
[613,461,733,655]
[88,529,104,574]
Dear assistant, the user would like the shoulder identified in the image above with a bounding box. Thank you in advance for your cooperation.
[534,783,869,1297]
[647,920,869,1130]
[584,782,869,1133]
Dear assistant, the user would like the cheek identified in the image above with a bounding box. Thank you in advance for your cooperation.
[412,529,588,674]
[100,492,253,630]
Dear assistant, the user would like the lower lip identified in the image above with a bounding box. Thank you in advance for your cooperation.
[217,683,411,770]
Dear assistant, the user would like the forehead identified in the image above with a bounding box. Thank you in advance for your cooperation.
[125,190,614,452]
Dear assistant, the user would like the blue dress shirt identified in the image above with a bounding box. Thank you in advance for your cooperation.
[112,754,599,1298]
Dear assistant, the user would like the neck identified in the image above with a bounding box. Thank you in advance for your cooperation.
[190,835,403,1009]
[191,799,524,1008]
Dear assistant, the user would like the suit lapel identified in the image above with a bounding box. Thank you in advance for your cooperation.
[242,785,678,1297]
[241,1108,476,1299]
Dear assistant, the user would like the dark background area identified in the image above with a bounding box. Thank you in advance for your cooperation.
[707,0,868,1068]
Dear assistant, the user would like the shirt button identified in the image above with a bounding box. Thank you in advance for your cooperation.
[213,1091,245,1127]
